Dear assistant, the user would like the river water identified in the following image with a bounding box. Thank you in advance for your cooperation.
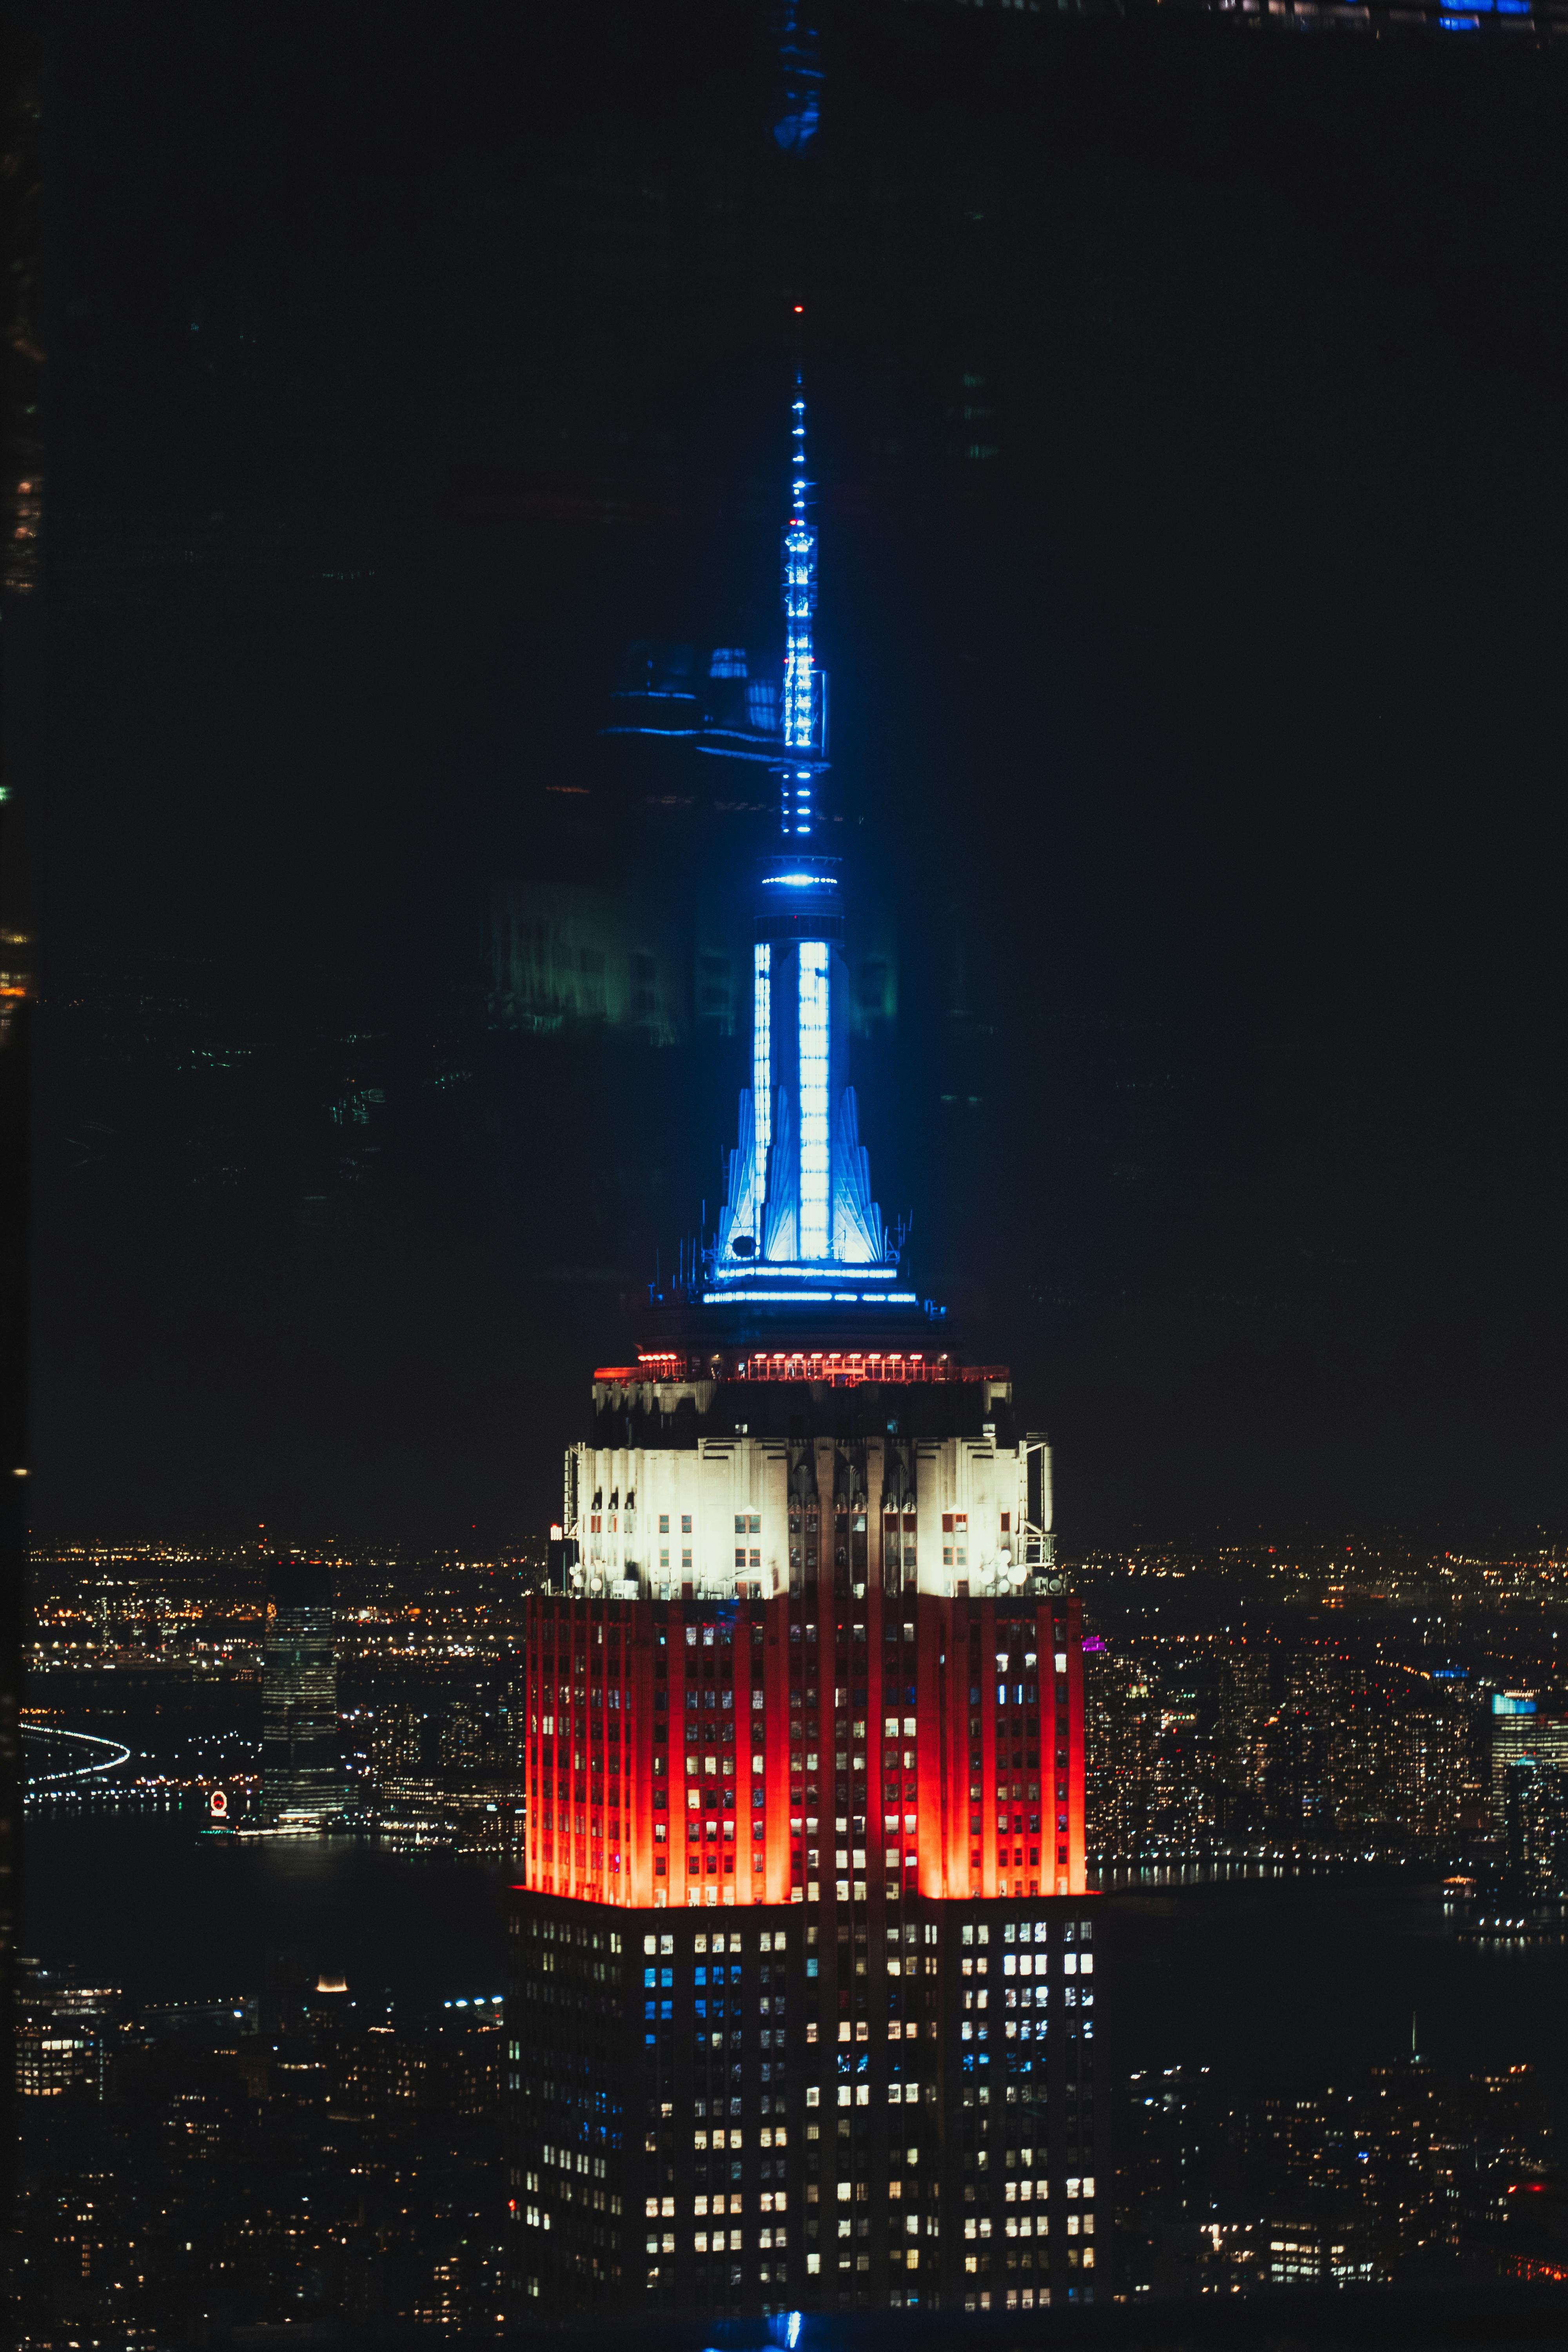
[21,1809,514,2005]
[22,1815,1568,2103]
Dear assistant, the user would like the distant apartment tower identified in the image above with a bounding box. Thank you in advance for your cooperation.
[260,1552,343,1826]
[1489,1691,1568,1824]
[504,387,1104,2325]
[1501,1758,1567,1894]
[14,1960,117,2099]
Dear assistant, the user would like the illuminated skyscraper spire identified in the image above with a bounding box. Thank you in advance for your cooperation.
[706,375,893,1292]
[778,383,823,839]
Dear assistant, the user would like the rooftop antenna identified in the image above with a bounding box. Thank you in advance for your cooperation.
[778,308,822,842]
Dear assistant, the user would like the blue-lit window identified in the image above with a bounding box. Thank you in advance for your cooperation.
[661,1968,673,1988]
[695,1967,706,1985]
[644,1968,655,1988]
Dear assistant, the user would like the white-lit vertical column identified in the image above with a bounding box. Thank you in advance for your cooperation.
[753,945,771,1155]
[798,942,829,1257]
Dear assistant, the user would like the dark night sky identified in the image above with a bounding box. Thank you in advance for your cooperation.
[30,2,1568,1551]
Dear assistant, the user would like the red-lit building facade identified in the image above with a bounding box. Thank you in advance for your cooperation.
[506,1366,1103,2323]
[519,1584,1086,1910]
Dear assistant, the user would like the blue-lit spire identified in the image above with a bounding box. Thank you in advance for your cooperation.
[702,377,910,1312]
[779,385,822,838]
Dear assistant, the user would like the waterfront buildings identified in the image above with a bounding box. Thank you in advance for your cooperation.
[504,387,1103,2321]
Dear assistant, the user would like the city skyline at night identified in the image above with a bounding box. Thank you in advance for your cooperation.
[21,4,1568,2345]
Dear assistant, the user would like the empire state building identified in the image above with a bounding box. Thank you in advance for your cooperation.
[505,386,1104,2324]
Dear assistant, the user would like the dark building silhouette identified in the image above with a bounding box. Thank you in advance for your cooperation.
[260,1552,343,1826]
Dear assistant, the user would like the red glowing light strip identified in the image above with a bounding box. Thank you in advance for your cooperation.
[592,1354,1012,1387]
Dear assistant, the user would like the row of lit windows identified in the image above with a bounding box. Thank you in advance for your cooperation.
[688,2224,786,2256]
[546,1613,1052,1657]
[623,1921,1085,1973]
[693,2122,786,2149]
[536,1692,1033,1739]
[537,2144,607,2177]
[965,2211,1095,2239]
[964,1920,1093,1947]
[528,1917,624,1953]
[642,1958,767,1989]
[644,2167,788,2214]
[585,1524,1029,1562]
[529,1597,1061,1634]
[534,1760,1049,1799]
[642,1927,784,1956]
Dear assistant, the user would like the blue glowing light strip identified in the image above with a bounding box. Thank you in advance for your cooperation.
[753,944,771,1178]
[701,1291,919,1306]
[710,1262,897,1284]
[798,941,829,1258]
